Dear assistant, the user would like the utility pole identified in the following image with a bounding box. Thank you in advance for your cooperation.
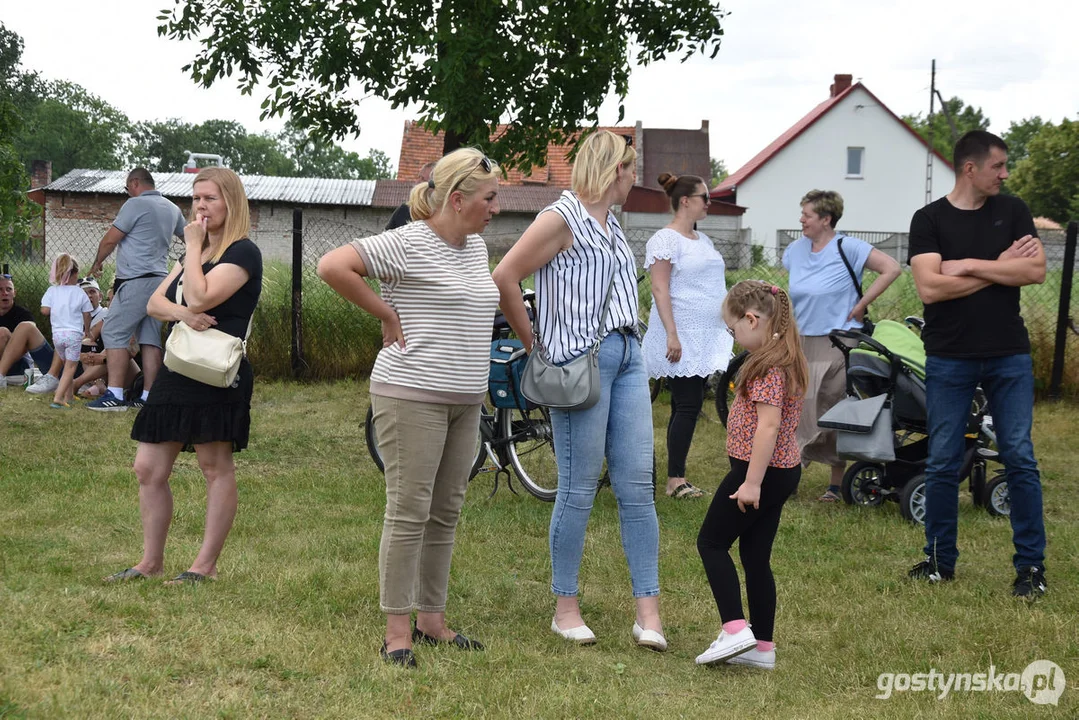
[926,59,936,205]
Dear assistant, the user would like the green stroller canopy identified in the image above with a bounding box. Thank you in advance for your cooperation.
[850,319,927,380]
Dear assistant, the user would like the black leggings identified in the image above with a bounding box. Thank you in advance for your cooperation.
[696,458,800,642]
[665,375,707,478]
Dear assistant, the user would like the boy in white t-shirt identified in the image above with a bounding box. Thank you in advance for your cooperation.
[40,254,92,408]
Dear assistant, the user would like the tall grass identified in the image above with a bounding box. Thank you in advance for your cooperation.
[6,259,1078,394]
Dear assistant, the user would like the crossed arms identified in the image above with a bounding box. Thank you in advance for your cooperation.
[910,235,1046,305]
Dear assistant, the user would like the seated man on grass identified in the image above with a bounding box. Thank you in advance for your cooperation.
[0,274,55,388]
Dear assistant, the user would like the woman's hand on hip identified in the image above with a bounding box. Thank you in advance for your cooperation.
[381,312,405,350]
[846,302,866,322]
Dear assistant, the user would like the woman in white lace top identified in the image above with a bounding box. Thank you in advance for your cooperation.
[642,173,733,499]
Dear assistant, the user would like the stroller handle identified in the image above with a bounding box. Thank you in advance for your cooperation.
[828,329,894,362]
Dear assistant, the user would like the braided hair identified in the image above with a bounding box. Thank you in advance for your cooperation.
[723,280,808,398]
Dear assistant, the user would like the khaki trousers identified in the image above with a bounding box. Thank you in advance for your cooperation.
[370,394,480,614]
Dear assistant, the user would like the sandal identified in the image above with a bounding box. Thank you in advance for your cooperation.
[819,489,842,503]
[164,571,214,586]
[102,567,148,583]
[668,482,706,500]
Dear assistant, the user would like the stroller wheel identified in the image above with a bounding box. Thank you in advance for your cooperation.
[841,462,886,507]
[899,474,927,526]
[983,471,1010,517]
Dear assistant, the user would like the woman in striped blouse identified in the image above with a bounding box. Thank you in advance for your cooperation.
[318,148,501,669]
[493,130,666,651]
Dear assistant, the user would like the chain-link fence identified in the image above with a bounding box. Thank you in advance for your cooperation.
[4,212,1077,396]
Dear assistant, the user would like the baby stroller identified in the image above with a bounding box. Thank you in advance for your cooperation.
[823,319,1009,525]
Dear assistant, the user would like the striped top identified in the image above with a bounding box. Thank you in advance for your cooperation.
[534,191,639,364]
[352,222,499,404]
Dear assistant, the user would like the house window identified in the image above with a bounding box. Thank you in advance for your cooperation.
[847,147,864,177]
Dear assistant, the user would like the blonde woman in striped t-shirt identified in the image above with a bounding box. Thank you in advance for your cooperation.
[318,148,501,669]
[493,130,666,652]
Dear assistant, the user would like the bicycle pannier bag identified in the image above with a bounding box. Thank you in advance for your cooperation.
[489,339,535,409]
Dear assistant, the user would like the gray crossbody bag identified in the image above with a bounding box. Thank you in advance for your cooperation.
[519,236,618,411]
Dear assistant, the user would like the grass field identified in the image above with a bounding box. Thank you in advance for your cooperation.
[1,382,1076,719]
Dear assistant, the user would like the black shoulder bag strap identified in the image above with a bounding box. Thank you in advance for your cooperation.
[837,236,874,333]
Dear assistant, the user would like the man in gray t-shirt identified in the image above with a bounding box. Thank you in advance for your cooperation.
[88,168,186,411]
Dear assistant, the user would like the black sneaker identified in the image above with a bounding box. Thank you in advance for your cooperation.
[129,396,146,410]
[908,557,955,583]
[1012,567,1047,598]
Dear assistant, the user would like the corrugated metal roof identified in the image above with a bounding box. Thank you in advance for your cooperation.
[45,169,377,206]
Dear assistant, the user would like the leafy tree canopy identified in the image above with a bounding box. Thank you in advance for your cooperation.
[0,23,40,260]
[709,157,728,188]
[903,96,990,162]
[16,81,133,176]
[131,118,395,179]
[1008,118,1079,225]
[159,0,728,172]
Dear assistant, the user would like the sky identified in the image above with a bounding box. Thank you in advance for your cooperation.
[4,0,1077,177]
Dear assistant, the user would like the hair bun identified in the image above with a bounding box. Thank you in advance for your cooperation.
[657,173,679,194]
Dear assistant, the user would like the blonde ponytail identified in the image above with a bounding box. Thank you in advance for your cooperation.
[409,148,499,221]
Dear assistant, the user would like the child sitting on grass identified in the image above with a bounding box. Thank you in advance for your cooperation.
[695,280,808,671]
[40,253,92,409]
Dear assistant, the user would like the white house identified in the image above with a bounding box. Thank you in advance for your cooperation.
[712,74,953,261]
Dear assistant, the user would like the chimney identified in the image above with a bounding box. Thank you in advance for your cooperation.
[30,160,52,189]
[830,74,853,97]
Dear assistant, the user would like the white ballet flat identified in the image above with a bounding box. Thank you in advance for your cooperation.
[632,622,668,652]
[551,618,597,645]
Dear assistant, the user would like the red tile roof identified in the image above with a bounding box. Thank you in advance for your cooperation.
[398,122,635,187]
[711,83,952,200]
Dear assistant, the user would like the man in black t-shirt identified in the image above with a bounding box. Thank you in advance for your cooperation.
[0,275,55,388]
[907,130,1048,598]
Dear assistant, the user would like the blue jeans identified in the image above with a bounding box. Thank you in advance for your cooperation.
[923,354,1045,572]
[549,332,660,598]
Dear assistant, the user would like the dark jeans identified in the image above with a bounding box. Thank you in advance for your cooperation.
[697,458,800,642]
[665,375,707,478]
[923,354,1045,572]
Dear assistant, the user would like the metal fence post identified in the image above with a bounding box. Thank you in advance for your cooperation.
[292,208,304,380]
[1048,221,1077,399]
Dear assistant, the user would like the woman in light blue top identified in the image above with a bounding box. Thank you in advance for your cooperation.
[782,189,901,502]
[493,130,666,652]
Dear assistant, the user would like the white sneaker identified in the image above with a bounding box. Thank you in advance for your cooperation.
[632,622,668,652]
[551,618,597,645]
[0,375,8,389]
[695,626,756,665]
[26,374,59,395]
[726,647,775,670]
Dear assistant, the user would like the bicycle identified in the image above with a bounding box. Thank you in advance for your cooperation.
[364,290,560,502]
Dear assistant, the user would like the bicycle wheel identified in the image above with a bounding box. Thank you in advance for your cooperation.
[715,351,749,428]
[503,405,558,501]
[364,404,385,472]
[365,403,486,478]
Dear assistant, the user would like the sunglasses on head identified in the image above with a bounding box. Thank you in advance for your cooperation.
[0,273,11,280]
[447,155,493,195]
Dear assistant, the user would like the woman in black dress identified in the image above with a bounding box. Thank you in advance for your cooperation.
[104,167,262,585]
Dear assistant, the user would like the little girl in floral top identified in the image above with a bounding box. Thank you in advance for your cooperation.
[695,280,808,671]
[40,253,91,408]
